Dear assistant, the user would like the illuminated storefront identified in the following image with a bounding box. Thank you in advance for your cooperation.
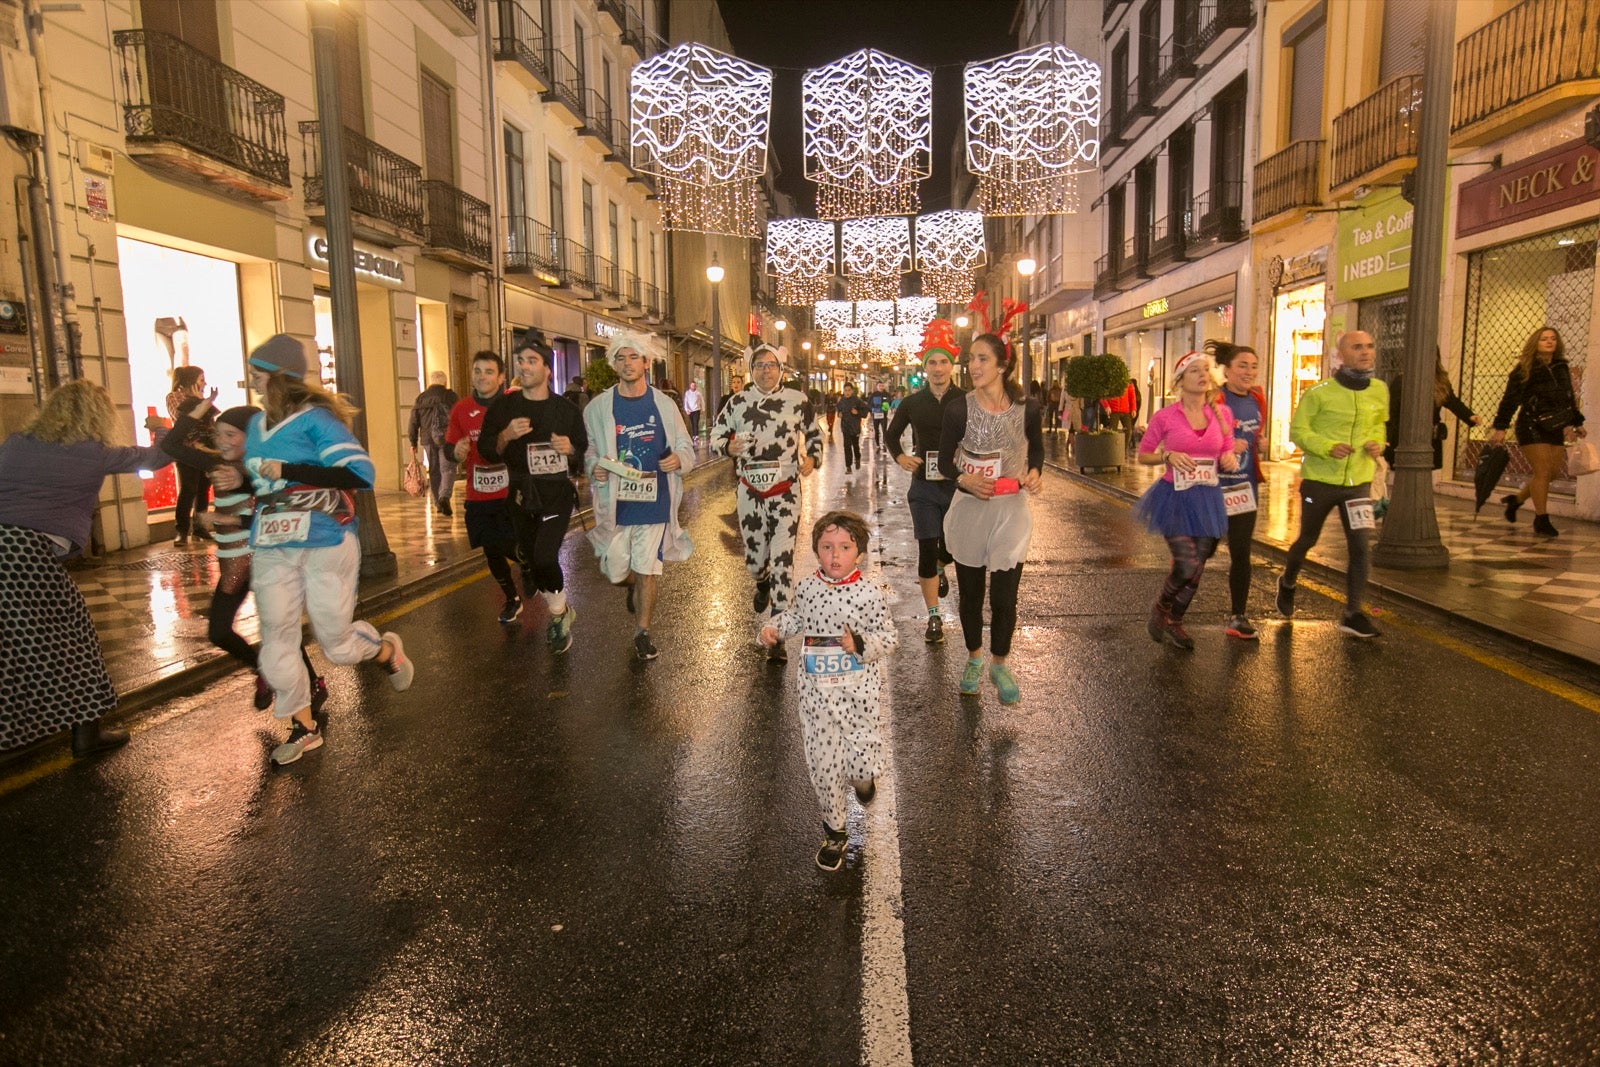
[1267,281,1326,459]
[1103,275,1236,422]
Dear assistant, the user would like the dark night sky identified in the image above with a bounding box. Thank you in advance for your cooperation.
[715,0,1020,216]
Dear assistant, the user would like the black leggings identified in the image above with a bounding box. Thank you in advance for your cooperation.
[511,495,574,594]
[208,583,316,682]
[917,537,952,580]
[843,430,861,470]
[955,562,1022,657]
[174,463,210,536]
[1158,536,1220,620]
[484,541,518,599]
[1226,508,1257,616]
[871,418,885,446]
[1282,480,1372,612]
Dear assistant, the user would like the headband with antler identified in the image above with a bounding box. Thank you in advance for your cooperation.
[966,290,1028,339]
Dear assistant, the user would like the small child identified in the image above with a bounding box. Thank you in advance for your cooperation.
[760,510,898,872]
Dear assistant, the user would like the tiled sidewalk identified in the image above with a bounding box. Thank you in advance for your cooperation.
[1044,433,1600,670]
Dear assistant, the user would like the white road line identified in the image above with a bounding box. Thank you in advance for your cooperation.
[860,689,914,1067]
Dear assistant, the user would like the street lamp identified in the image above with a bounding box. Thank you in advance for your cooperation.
[774,316,787,376]
[1016,257,1037,389]
[707,252,724,418]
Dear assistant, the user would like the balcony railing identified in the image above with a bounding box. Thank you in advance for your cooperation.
[113,29,290,191]
[581,89,617,150]
[1152,34,1197,103]
[643,282,662,320]
[492,0,550,86]
[624,271,643,307]
[1185,181,1247,247]
[621,5,647,54]
[1094,253,1118,299]
[449,0,478,20]
[1453,0,1600,139]
[1115,235,1148,287]
[1330,74,1422,190]
[592,255,622,304]
[504,215,562,279]
[1147,213,1186,271]
[1195,0,1253,61]
[422,181,491,268]
[299,121,425,238]
[1253,139,1323,222]
[542,49,585,122]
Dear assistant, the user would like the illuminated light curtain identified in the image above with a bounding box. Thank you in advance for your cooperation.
[854,299,895,329]
[963,44,1100,216]
[814,299,854,342]
[914,210,987,302]
[840,216,910,301]
[803,48,932,220]
[765,218,836,306]
[895,295,937,333]
[631,43,773,237]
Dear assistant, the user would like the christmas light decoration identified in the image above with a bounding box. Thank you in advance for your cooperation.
[854,300,895,329]
[803,49,932,220]
[914,210,987,302]
[765,218,836,306]
[963,44,1100,216]
[895,296,938,333]
[814,299,854,341]
[631,43,772,236]
[841,217,910,302]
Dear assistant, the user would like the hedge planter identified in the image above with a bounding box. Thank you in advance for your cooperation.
[1073,431,1126,471]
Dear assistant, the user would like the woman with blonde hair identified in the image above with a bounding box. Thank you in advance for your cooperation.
[0,379,176,756]
[1489,326,1586,536]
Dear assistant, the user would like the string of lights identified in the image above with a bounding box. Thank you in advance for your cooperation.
[803,49,932,220]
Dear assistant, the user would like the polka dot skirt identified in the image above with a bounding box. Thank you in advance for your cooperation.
[0,524,117,752]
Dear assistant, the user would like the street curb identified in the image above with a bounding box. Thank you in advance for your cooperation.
[1043,458,1600,677]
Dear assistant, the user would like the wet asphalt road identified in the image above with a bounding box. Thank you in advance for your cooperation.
[3,436,1600,1066]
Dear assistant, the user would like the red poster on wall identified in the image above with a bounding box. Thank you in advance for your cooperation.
[140,406,177,512]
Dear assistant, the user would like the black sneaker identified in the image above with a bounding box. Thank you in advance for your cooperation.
[937,570,949,598]
[924,614,945,644]
[753,578,771,614]
[1224,614,1258,640]
[767,641,788,665]
[1275,576,1296,618]
[498,596,523,625]
[1337,611,1381,639]
[253,673,273,711]
[634,630,659,661]
[815,825,848,872]
[310,676,329,714]
[854,778,876,804]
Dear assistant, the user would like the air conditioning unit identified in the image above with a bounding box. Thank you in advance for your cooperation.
[78,142,115,175]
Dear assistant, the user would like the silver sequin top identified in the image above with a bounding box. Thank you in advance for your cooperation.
[959,398,1029,479]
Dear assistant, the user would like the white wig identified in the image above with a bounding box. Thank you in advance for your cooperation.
[606,330,662,365]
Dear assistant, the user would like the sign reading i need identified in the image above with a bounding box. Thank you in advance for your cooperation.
[1335,188,1414,303]
[1457,137,1600,238]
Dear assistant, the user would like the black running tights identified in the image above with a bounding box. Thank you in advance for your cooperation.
[208,583,316,681]
[918,537,952,580]
[484,541,518,598]
[512,500,573,593]
[843,431,861,470]
[1226,508,1256,615]
[955,562,1022,657]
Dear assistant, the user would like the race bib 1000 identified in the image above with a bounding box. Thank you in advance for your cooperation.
[1344,497,1376,531]
[525,443,566,476]
[617,470,659,503]
[472,463,509,495]
[255,509,312,547]
[1221,481,1257,516]
[958,450,1001,481]
[1173,459,1219,492]
[802,636,865,689]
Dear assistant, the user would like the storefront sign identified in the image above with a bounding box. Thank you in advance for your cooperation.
[1142,298,1169,318]
[1279,247,1328,288]
[592,319,623,339]
[307,234,406,286]
[1335,189,1413,303]
[1105,274,1237,333]
[1457,138,1600,238]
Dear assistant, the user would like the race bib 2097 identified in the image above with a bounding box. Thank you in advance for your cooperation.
[255,509,311,547]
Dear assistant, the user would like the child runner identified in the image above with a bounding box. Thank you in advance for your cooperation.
[235,335,415,767]
[161,396,326,711]
[1135,350,1238,650]
[760,510,897,873]
[1206,339,1267,640]
[445,351,523,624]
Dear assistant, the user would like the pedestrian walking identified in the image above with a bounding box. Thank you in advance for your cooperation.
[562,375,590,412]
[478,329,587,654]
[939,330,1044,705]
[1135,351,1239,650]
[1276,330,1390,638]
[886,320,963,643]
[759,510,897,873]
[409,370,459,517]
[160,396,326,712]
[233,335,415,767]
[1045,381,1062,431]
[1102,378,1141,452]
[836,382,868,473]
[867,384,890,449]
[716,374,745,421]
[711,343,822,663]
[1488,326,1586,537]
[0,380,176,757]
[446,351,524,624]
[1208,340,1268,640]
[823,391,837,440]
[1381,350,1480,513]
[165,364,213,545]
[584,332,696,661]
[682,380,703,439]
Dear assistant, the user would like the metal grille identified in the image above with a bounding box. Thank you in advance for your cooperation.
[1357,292,1409,383]
[1455,222,1597,489]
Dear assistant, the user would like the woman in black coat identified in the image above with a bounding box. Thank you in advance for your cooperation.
[1488,326,1586,536]
[1383,352,1480,470]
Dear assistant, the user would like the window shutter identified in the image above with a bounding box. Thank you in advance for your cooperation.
[421,72,454,183]
[1288,19,1326,142]
[336,9,365,135]
[1378,0,1426,84]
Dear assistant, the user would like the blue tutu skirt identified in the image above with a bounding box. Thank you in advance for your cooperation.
[1134,478,1228,538]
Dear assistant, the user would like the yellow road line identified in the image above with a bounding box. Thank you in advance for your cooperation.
[0,756,73,800]
[369,570,488,626]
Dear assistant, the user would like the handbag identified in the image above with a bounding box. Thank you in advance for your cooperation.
[1530,402,1576,435]
[403,458,425,496]
[1568,438,1600,477]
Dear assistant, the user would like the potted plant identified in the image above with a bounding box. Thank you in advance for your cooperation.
[1065,353,1131,471]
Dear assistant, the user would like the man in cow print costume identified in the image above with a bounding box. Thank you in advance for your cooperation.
[712,343,823,663]
[760,510,897,872]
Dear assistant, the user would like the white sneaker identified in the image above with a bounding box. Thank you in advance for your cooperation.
[381,631,415,691]
[270,722,323,767]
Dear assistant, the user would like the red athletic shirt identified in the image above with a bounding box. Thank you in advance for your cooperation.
[445,393,509,502]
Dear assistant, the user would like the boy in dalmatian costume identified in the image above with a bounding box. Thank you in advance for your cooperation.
[711,342,823,663]
[760,510,897,873]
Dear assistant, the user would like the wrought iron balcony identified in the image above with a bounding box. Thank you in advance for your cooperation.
[450,0,478,18]
[1253,139,1324,223]
[541,50,585,127]
[624,271,643,307]
[299,121,425,244]
[560,241,597,297]
[1115,236,1148,289]
[1121,69,1157,141]
[113,30,290,200]
[621,5,647,56]
[504,215,563,282]
[596,0,626,34]
[1152,34,1197,108]
[1094,253,1119,299]
[644,283,663,323]
[1452,0,1600,145]
[1330,74,1422,192]
[1147,213,1187,273]
[591,256,625,308]
[1185,181,1247,249]
[1195,0,1253,65]
[492,0,551,91]
[578,89,617,153]
[421,181,491,270]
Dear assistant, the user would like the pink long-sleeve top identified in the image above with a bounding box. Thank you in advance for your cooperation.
[1138,402,1236,484]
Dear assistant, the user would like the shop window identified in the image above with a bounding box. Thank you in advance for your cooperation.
[1268,281,1327,460]
[1356,292,1408,384]
[1455,224,1596,490]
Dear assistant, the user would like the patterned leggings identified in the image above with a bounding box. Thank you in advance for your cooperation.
[1158,536,1220,620]
[737,483,801,615]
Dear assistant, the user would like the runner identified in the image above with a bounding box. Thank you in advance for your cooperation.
[1207,340,1268,640]
[867,383,890,450]
[939,330,1043,705]
[584,332,696,661]
[711,343,823,663]
[823,391,837,441]
[1134,350,1239,650]
[445,351,522,624]
[477,330,588,654]
[886,319,964,643]
[836,382,868,474]
[1276,330,1390,639]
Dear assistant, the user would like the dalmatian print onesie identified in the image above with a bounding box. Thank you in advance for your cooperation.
[770,568,898,832]
[711,385,822,615]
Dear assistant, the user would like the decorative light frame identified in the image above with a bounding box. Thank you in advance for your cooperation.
[840,217,910,302]
[765,218,836,306]
[963,44,1100,216]
[895,296,938,333]
[914,210,987,301]
[803,49,932,220]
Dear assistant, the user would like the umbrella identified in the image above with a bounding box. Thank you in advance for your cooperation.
[1473,444,1511,513]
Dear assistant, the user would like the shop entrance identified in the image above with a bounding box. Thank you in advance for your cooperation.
[1455,223,1596,490]
[1268,282,1326,460]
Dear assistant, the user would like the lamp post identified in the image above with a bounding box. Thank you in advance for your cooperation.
[774,315,787,380]
[308,0,394,577]
[1016,256,1037,390]
[706,252,724,418]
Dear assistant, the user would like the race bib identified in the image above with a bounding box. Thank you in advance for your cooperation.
[254,509,312,547]
[525,443,566,476]
[742,460,784,492]
[959,450,1002,480]
[617,469,659,503]
[472,463,509,495]
[1173,458,1219,492]
[1344,497,1376,530]
[803,636,865,690]
[923,451,943,480]
[1221,481,1257,516]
